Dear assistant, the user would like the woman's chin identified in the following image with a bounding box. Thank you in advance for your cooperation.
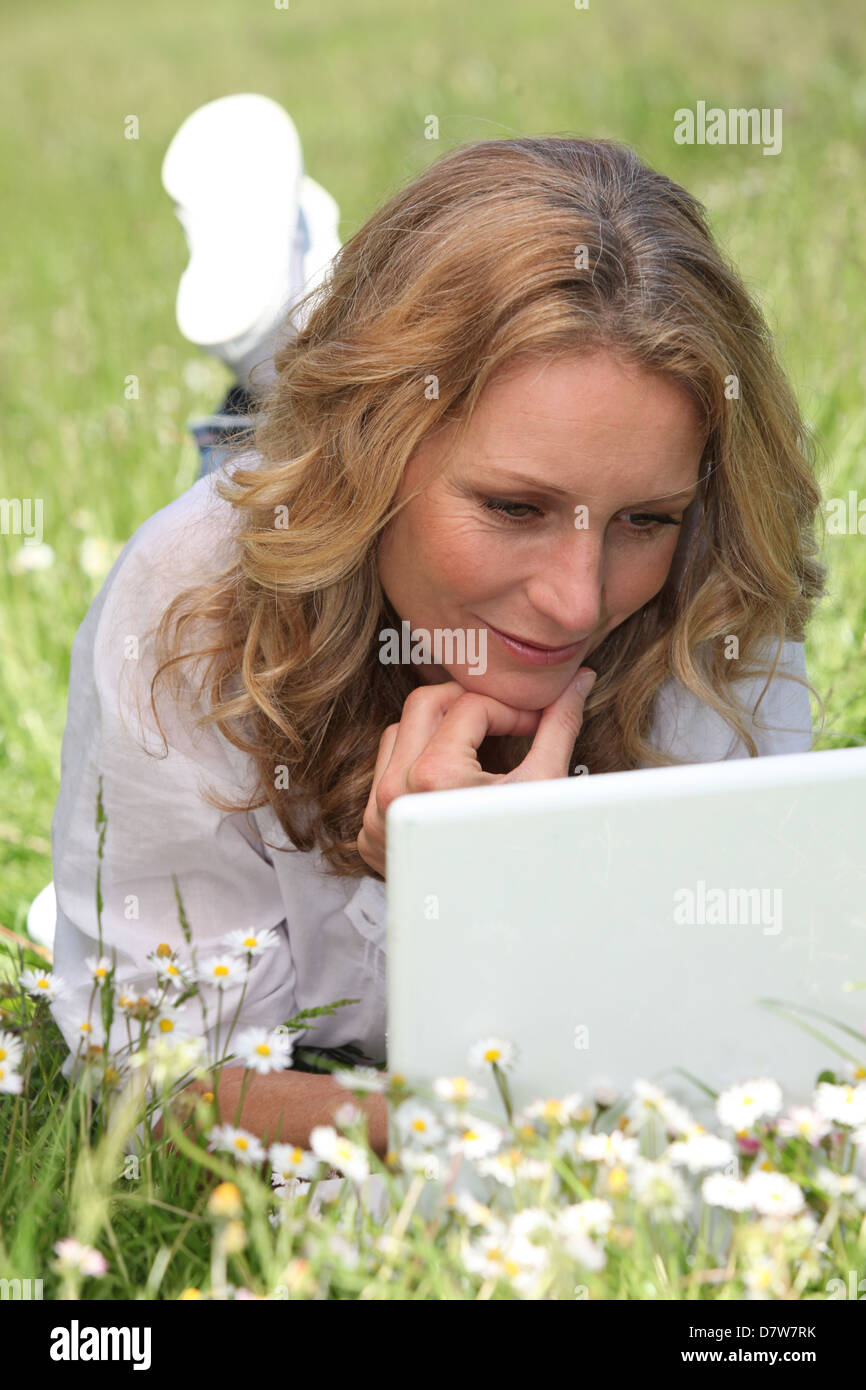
[444,666,576,711]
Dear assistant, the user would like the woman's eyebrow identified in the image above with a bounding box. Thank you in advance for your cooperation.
[475,467,701,506]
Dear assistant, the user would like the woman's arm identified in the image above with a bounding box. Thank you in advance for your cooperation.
[157,1068,389,1160]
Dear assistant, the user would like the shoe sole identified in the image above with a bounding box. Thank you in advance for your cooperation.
[162,93,304,347]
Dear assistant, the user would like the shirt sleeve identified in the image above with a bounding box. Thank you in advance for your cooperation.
[49,477,298,1074]
[643,638,813,766]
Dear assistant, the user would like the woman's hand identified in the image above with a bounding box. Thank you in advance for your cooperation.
[356,667,597,876]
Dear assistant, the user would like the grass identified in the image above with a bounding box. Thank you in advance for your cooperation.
[1,0,865,1298]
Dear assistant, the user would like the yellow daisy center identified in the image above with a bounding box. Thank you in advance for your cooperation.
[608,1166,629,1194]
[158,1018,174,1033]
[94,968,107,979]
[411,1118,427,1132]
[255,1043,271,1057]
[235,1137,248,1151]
[37,979,50,989]
[156,943,172,957]
[291,1148,303,1164]
[484,1048,501,1062]
[213,965,229,977]
[243,937,257,948]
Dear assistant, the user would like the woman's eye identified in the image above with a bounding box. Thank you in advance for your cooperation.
[621,512,681,538]
[482,498,682,535]
[482,498,543,523]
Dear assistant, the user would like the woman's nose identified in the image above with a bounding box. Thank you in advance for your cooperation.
[524,535,605,637]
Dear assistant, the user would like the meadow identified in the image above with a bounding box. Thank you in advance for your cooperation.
[1,0,864,1300]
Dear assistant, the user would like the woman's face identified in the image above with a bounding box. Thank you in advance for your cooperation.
[376,349,708,711]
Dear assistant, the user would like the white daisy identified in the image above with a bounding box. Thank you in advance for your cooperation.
[269,1143,321,1185]
[475,1154,518,1187]
[744,1254,787,1299]
[53,1238,108,1277]
[0,1063,23,1095]
[631,1157,690,1222]
[812,1166,866,1205]
[659,1097,697,1137]
[148,953,189,989]
[152,1005,190,1040]
[74,1018,105,1048]
[514,1155,554,1182]
[84,955,113,983]
[626,1079,669,1129]
[556,1198,614,1241]
[701,1172,752,1211]
[776,1105,832,1144]
[446,1114,504,1161]
[467,1036,518,1071]
[814,1081,866,1128]
[519,1093,589,1127]
[743,1169,805,1219]
[19,968,66,1000]
[0,1031,24,1069]
[593,1080,620,1108]
[572,1129,639,1166]
[197,956,244,989]
[333,1065,389,1094]
[507,1207,555,1244]
[461,1221,549,1294]
[716,1078,783,1132]
[309,1126,371,1183]
[207,1124,267,1165]
[222,927,280,956]
[399,1148,443,1181]
[433,1075,486,1103]
[9,542,54,573]
[133,1034,206,1087]
[235,1027,293,1075]
[393,1100,444,1147]
[667,1132,736,1174]
[446,1191,494,1226]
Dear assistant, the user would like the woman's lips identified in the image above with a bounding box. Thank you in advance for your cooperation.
[477,618,587,667]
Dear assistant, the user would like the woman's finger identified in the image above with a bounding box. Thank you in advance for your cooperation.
[509,668,597,782]
[403,690,542,791]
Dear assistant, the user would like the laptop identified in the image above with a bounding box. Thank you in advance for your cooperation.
[385,746,866,1131]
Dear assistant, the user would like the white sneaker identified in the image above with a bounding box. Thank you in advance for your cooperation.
[162,93,341,394]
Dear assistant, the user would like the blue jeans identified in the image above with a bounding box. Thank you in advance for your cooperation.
[190,384,257,479]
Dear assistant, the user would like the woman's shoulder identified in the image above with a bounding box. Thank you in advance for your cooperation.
[109,467,245,597]
[647,639,813,763]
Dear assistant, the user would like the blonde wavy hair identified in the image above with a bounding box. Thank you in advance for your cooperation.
[149,136,827,880]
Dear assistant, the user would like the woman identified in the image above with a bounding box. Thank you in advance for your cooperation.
[49,132,824,1162]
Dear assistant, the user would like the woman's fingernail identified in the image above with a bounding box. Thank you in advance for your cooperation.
[575,668,597,696]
